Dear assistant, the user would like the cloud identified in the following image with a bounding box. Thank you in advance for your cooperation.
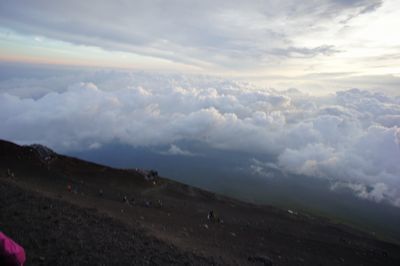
[160,144,196,156]
[249,159,279,178]
[331,182,400,207]
[0,69,399,206]
[0,0,383,69]
[271,45,341,58]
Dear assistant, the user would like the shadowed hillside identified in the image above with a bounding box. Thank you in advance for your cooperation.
[1,139,399,265]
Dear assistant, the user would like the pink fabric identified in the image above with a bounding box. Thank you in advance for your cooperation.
[0,232,26,266]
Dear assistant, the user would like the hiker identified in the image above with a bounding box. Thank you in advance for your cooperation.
[6,169,14,178]
[0,232,26,266]
[207,210,223,223]
[207,210,214,221]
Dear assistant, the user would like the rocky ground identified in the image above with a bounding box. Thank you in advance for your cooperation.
[1,139,400,265]
[0,181,216,265]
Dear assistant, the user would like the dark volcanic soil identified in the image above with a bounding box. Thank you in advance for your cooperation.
[1,139,400,265]
[0,181,215,265]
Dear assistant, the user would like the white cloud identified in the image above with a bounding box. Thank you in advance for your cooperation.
[160,144,196,156]
[0,70,399,206]
[0,0,394,74]
[331,182,400,207]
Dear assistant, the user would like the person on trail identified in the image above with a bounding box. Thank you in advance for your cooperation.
[0,232,26,266]
[207,210,214,221]
[207,210,223,223]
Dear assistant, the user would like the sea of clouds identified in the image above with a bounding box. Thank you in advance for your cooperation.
[1,70,399,206]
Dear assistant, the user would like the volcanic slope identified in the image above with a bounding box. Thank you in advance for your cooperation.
[1,139,399,265]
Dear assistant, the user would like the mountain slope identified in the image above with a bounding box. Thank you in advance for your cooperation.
[1,139,399,265]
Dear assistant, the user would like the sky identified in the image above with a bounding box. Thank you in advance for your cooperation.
[0,0,400,93]
[0,1,400,208]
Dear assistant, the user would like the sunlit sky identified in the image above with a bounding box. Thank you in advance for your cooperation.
[1,0,400,93]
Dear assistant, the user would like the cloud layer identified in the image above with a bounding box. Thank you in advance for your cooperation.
[0,0,387,70]
[1,70,399,206]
